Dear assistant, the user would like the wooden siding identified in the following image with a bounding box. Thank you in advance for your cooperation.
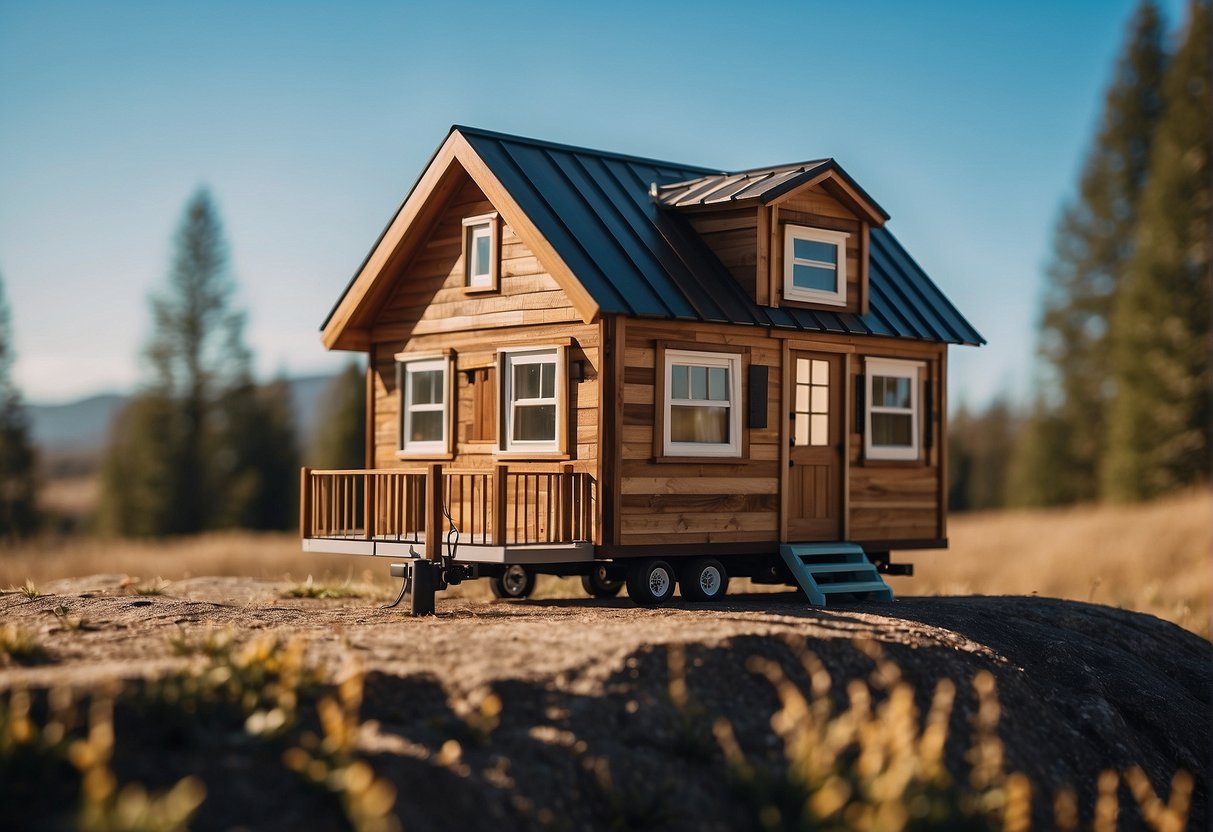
[364,172,603,535]
[686,208,759,298]
[617,317,945,549]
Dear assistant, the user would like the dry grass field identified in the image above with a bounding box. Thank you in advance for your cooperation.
[3,488,1208,637]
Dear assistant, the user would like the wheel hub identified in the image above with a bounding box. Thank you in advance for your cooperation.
[649,567,670,596]
[700,566,721,595]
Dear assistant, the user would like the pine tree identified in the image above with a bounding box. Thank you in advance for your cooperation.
[100,190,258,536]
[308,361,366,470]
[0,272,37,537]
[1015,1,1168,504]
[1102,0,1212,501]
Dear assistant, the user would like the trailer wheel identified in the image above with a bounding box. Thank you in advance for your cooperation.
[581,564,623,598]
[679,558,729,602]
[625,559,677,606]
[490,564,535,599]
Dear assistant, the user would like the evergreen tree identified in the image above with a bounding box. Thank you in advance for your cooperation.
[949,397,1020,511]
[307,361,366,470]
[1102,0,1212,500]
[0,272,38,537]
[100,189,299,535]
[1015,1,1168,504]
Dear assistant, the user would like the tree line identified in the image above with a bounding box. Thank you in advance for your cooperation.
[950,0,1209,511]
[0,190,367,539]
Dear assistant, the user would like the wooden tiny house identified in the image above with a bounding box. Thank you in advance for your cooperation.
[303,126,983,610]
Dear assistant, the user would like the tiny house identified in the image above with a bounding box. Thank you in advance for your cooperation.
[302,126,983,612]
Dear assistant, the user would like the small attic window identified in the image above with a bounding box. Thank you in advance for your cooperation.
[462,212,499,292]
[783,225,848,307]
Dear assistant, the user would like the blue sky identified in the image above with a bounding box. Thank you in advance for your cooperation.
[0,0,1185,406]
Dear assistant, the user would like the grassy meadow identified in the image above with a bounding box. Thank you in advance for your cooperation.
[4,487,1209,637]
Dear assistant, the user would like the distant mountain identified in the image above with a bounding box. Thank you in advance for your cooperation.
[27,375,338,455]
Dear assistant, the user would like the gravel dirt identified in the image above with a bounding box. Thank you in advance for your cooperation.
[1,575,1208,831]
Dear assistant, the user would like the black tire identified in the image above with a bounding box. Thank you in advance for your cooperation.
[678,558,729,602]
[625,559,677,607]
[490,564,535,599]
[581,564,624,598]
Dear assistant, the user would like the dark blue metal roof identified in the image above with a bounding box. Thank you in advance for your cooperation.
[389,127,984,346]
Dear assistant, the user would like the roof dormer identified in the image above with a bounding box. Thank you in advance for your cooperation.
[657,159,889,316]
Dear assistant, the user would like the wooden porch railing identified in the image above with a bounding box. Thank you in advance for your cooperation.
[300,464,596,556]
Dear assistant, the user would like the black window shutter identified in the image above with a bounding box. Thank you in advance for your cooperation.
[855,374,866,434]
[923,379,934,450]
[747,365,769,429]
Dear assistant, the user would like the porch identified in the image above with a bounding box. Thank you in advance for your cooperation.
[299,463,597,563]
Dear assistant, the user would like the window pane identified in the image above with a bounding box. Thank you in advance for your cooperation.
[795,385,810,413]
[690,366,707,400]
[796,359,810,384]
[707,367,728,401]
[410,410,444,443]
[795,415,809,446]
[410,369,442,405]
[793,238,837,264]
[513,404,556,441]
[810,414,829,446]
[540,361,555,399]
[792,264,836,292]
[670,405,728,444]
[873,375,910,409]
[671,365,689,399]
[811,386,828,414]
[514,363,541,400]
[471,227,490,277]
[811,360,828,385]
[872,412,913,447]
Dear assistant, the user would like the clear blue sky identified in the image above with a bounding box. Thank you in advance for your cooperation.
[0,0,1185,406]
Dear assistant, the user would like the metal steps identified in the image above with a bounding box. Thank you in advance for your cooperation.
[778,543,895,607]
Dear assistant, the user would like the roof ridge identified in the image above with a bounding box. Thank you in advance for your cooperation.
[451,125,722,176]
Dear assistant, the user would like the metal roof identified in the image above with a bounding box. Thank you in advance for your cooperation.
[656,159,890,222]
[457,127,982,346]
[324,126,982,347]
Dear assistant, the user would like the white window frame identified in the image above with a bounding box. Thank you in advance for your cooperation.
[783,224,849,307]
[865,357,921,461]
[499,346,564,455]
[462,212,498,291]
[396,353,452,456]
[663,349,743,458]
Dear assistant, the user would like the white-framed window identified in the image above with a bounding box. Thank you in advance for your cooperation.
[865,357,921,461]
[663,349,743,457]
[462,212,498,290]
[397,355,450,455]
[783,225,849,306]
[500,347,562,453]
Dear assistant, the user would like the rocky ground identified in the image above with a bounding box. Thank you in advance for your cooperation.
[1,575,1209,830]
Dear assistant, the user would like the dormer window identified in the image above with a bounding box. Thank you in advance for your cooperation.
[462,212,499,292]
[783,225,848,306]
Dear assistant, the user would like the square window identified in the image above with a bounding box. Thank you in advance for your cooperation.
[783,225,849,306]
[397,356,450,455]
[500,348,562,453]
[865,358,922,461]
[663,349,742,457]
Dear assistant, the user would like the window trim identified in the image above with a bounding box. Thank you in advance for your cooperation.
[661,348,744,459]
[782,224,849,307]
[864,357,921,462]
[497,346,566,457]
[462,212,499,293]
[395,352,454,458]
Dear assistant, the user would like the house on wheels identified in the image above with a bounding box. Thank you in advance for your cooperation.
[302,126,983,613]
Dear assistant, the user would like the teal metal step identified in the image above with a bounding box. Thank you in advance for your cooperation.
[778,543,895,607]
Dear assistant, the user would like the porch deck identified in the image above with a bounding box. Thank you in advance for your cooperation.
[299,464,597,563]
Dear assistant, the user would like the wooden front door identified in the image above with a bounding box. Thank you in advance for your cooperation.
[787,351,843,540]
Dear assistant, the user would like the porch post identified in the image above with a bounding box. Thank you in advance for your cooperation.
[425,463,443,561]
[299,467,311,539]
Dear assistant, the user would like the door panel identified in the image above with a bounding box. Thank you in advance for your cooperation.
[787,351,843,540]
